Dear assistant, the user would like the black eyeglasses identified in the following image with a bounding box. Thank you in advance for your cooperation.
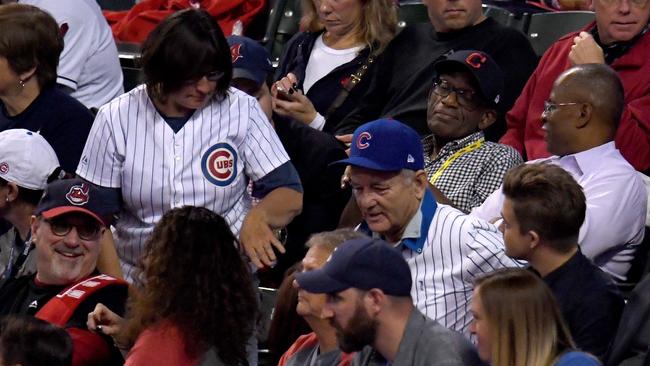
[431,79,482,110]
[184,70,224,86]
[543,100,581,114]
[44,218,102,241]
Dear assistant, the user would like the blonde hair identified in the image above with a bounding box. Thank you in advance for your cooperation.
[299,0,398,52]
[475,268,575,366]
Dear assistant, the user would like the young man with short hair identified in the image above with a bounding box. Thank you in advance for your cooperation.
[500,163,624,359]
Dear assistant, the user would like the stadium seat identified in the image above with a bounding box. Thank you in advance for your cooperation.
[526,11,595,56]
[262,0,301,68]
[483,4,513,27]
[117,42,142,92]
[96,0,135,11]
[482,4,531,33]
[257,286,278,366]
[397,1,429,30]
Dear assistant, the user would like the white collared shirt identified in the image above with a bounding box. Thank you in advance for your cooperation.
[472,142,647,280]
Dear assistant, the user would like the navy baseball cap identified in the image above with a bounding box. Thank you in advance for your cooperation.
[227,35,273,86]
[35,178,118,226]
[434,50,504,106]
[295,237,412,296]
[332,119,424,171]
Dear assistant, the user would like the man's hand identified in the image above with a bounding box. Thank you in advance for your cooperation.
[87,303,127,347]
[569,32,605,65]
[336,134,353,156]
[240,208,286,268]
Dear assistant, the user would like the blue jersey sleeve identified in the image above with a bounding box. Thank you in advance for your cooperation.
[251,161,303,198]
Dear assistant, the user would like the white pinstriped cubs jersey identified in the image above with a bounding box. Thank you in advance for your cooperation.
[77,86,290,281]
[404,203,520,336]
[359,193,520,336]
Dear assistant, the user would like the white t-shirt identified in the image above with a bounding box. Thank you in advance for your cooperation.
[303,35,362,94]
[22,0,124,109]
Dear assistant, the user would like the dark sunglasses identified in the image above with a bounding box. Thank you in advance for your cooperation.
[44,217,102,241]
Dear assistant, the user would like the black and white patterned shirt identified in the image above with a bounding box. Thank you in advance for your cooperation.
[423,131,522,213]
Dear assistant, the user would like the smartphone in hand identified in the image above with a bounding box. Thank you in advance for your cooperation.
[276,86,296,101]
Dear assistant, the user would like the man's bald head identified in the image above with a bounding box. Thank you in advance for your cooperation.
[554,64,624,132]
[543,64,624,156]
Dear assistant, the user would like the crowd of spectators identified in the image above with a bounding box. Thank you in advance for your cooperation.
[0,0,648,365]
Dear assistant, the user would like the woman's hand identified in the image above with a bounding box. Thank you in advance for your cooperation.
[87,303,128,348]
[271,73,318,125]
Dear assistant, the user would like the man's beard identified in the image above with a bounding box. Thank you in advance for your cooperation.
[332,302,377,353]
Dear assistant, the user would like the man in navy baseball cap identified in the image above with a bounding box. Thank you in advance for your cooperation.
[294,236,481,365]
[422,50,522,213]
[334,118,517,336]
[227,35,274,120]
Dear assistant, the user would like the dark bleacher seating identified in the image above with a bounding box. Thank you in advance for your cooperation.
[526,10,595,56]
[117,42,142,92]
[96,0,135,11]
[263,0,301,68]
[397,1,429,30]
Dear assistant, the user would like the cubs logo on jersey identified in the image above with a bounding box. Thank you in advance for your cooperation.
[66,183,90,206]
[201,142,238,187]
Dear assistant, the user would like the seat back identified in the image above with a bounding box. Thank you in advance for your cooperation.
[397,1,430,31]
[96,0,135,11]
[527,11,595,56]
[263,0,301,68]
[117,42,143,92]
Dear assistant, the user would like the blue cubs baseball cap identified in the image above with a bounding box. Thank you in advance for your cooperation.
[295,237,412,296]
[333,119,424,171]
[227,35,273,86]
[434,50,504,106]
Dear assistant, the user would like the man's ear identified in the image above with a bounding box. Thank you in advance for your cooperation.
[30,215,40,238]
[528,230,541,250]
[574,102,593,129]
[478,109,497,131]
[364,288,386,316]
[413,170,428,200]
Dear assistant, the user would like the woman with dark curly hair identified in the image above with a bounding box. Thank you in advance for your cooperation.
[88,206,258,365]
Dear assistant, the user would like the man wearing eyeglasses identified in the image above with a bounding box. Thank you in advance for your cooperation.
[474,64,647,282]
[423,50,522,214]
[500,0,650,172]
[0,178,128,365]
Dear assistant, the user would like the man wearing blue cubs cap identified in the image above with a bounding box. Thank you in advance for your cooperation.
[334,119,518,336]
[295,237,481,366]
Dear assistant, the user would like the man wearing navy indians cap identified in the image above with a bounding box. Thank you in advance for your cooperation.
[227,35,350,286]
[0,178,127,365]
[336,118,518,336]
[295,237,482,366]
[228,35,274,120]
[424,50,522,213]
